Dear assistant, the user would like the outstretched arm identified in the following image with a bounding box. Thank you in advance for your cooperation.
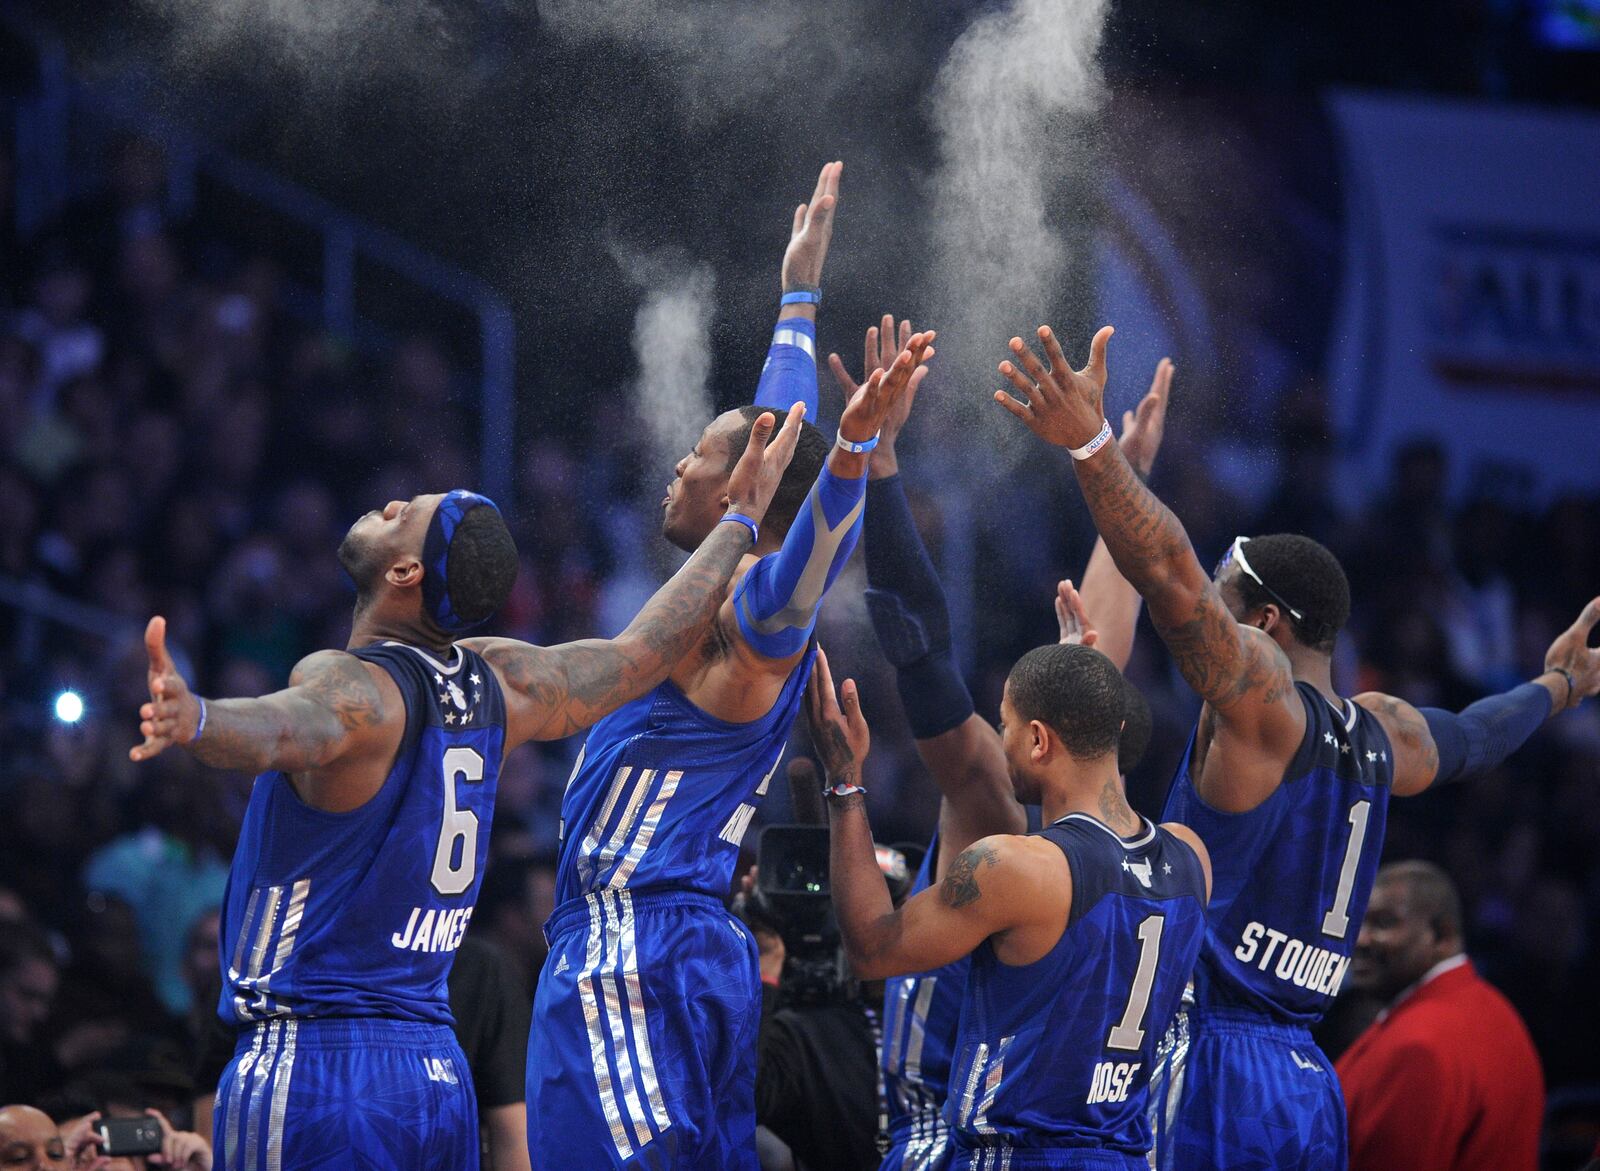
[995,328,1304,777]
[833,315,1022,856]
[1066,357,1174,671]
[807,649,1026,980]
[751,161,841,419]
[1364,596,1600,795]
[734,332,935,660]
[473,404,808,744]
[130,618,400,774]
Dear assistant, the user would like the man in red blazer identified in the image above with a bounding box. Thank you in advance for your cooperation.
[1338,861,1544,1171]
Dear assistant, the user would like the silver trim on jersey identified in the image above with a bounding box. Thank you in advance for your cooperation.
[957,1041,989,1127]
[577,765,637,888]
[596,769,654,882]
[382,640,464,676]
[903,977,938,1081]
[970,1034,1015,1134]
[1056,812,1158,849]
[612,769,682,888]
[258,879,311,1015]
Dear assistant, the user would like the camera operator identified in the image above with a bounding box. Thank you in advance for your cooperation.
[735,774,913,1171]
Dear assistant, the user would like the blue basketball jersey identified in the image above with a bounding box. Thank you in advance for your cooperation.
[217,641,506,1026]
[881,830,967,1170]
[554,647,816,906]
[945,816,1207,1158]
[1161,682,1394,1026]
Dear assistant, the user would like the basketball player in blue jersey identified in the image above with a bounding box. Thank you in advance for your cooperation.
[995,322,1600,1170]
[814,643,1211,1170]
[528,160,937,1170]
[125,407,806,1171]
[832,318,1175,1171]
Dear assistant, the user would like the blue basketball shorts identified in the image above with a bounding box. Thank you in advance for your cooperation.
[1147,1006,1347,1171]
[212,1018,478,1171]
[528,888,760,1171]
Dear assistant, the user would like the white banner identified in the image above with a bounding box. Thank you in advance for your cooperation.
[1327,91,1600,503]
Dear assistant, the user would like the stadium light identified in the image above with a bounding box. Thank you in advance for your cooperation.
[53,690,85,724]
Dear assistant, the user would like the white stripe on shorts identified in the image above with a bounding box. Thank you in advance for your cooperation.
[578,895,633,1160]
[598,891,653,1150]
[618,890,672,1132]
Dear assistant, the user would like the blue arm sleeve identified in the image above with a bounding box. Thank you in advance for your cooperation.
[1420,682,1552,786]
[863,475,974,740]
[733,462,864,658]
[752,317,818,419]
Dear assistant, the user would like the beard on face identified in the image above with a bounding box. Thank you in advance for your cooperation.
[337,526,384,602]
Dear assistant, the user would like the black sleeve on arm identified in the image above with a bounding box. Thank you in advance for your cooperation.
[864,475,974,739]
[1420,681,1552,786]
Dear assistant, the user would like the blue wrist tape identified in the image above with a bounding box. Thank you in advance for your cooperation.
[780,290,821,306]
[1421,682,1552,786]
[720,512,759,545]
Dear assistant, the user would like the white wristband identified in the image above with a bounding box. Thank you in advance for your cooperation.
[1068,419,1114,461]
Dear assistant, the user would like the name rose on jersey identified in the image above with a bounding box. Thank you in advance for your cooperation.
[390,905,475,953]
[1233,921,1351,996]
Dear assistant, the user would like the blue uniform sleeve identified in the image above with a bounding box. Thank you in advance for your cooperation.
[863,474,974,739]
[732,462,864,658]
[752,317,818,419]
[1420,681,1552,786]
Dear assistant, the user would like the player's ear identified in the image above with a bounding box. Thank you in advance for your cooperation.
[1029,719,1050,763]
[388,556,423,590]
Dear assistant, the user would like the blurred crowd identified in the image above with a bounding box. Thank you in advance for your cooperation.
[2,128,1599,1162]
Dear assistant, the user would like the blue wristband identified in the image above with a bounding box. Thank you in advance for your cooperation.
[193,697,207,743]
[835,430,880,455]
[720,512,759,545]
[781,288,821,306]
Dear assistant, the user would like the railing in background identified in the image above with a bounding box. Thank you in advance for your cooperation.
[3,12,517,510]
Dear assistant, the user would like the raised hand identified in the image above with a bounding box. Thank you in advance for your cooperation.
[805,647,870,788]
[725,401,808,524]
[828,316,931,478]
[781,160,842,293]
[1054,579,1101,649]
[1119,358,1173,478]
[993,324,1114,451]
[131,616,202,761]
[838,331,936,451]
[1544,596,1600,713]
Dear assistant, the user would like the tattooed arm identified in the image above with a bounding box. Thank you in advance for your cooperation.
[995,327,1306,802]
[807,649,1052,979]
[466,404,808,746]
[131,617,401,778]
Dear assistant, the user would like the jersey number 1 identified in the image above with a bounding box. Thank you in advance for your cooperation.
[1107,915,1164,1051]
[1320,800,1372,938]
[432,747,484,896]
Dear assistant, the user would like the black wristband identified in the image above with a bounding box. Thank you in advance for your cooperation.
[1548,666,1576,709]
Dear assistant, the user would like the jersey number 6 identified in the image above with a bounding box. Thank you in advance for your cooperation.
[432,747,484,896]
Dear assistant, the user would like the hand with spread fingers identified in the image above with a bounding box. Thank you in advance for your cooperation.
[993,324,1115,452]
[827,316,931,479]
[725,401,809,523]
[804,647,870,791]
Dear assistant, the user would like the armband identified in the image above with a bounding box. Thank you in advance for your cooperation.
[1068,419,1114,461]
[836,431,880,455]
[720,512,759,545]
[825,782,866,800]
[192,697,208,743]
[780,289,821,306]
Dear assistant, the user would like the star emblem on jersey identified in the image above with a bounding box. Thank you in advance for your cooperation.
[1324,732,1335,745]
[434,672,444,685]
[1122,857,1153,889]
[1163,862,1172,875]
[1340,742,1351,754]
[1366,750,1377,762]
[444,711,456,724]
[470,673,481,686]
